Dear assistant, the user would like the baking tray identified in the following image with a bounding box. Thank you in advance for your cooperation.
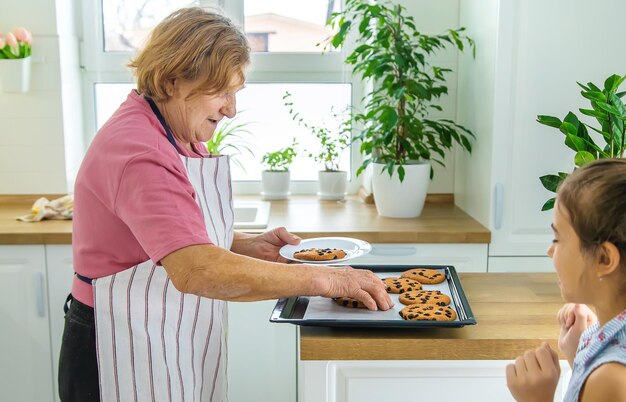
[270,265,476,328]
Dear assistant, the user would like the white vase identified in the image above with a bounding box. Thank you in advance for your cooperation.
[318,170,347,200]
[261,170,291,200]
[0,56,32,93]
[371,162,431,218]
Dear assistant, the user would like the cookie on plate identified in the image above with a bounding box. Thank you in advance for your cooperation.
[399,305,457,321]
[294,248,347,261]
[399,290,451,306]
[333,297,367,309]
[400,268,446,284]
[382,277,422,294]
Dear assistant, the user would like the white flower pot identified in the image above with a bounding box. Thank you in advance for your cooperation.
[0,56,31,93]
[261,170,291,200]
[318,170,347,200]
[371,162,431,218]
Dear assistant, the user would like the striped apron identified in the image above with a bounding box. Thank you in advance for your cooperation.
[93,97,235,402]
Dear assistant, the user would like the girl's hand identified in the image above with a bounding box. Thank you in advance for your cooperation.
[557,303,597,366]
[231,227,301,263]
[506,342,561,402]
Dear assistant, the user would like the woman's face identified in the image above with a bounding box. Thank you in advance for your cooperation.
[547,203,595,303]
[163,77,243,144]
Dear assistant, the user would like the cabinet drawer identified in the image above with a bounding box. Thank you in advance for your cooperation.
[350,243,488,272]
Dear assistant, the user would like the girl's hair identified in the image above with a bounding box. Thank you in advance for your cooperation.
[128,7,250,101]
[557,158,626,277]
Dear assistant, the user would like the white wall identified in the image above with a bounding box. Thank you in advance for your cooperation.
[0,0,82,195]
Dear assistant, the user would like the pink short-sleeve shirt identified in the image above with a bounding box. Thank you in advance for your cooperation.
[72,91,212,307]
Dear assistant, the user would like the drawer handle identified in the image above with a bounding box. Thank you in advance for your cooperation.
[34,272,45,317]
[370,247,417,256]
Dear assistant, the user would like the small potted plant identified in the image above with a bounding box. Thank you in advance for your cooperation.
[0,27,33,93]
[326,0,475,217]
[537,73,626,210]
[260,139,298,200]
[205,113,254,172]
[283,92,351,200]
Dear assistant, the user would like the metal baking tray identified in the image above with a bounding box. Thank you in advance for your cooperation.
[270,265,476,328]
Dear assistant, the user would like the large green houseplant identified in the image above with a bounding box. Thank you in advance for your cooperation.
[326,0,475,217]
[537,74,626,210]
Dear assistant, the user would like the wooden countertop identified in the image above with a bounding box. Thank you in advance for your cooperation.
[300,273,563,361]
[0,194,490,244]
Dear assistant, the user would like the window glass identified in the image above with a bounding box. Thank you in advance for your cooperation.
[244,0,340,52]
[102,0,197,51]
[93,82,352,182]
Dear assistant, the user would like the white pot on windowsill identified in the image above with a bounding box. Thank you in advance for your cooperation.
[317,170,347,200]
[0,56,32,93]
[261,170,291,200]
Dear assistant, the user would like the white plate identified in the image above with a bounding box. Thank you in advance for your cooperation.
[280,237,372,264]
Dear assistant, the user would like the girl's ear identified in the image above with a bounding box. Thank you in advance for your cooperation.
[596,241,621,279]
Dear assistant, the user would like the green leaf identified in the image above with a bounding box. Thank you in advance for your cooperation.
[537,115,562,128]
[574,151,595,167]
[581,91,606,102]
[541,198,556,211]
[564,133,586,152]
[560,122,578,137]
[540,174,562,193]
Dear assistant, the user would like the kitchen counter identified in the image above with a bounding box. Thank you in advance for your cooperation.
[300,273,563,360]
[0,194,490,244]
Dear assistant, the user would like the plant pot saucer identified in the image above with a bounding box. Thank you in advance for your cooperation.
[317,192,345,201]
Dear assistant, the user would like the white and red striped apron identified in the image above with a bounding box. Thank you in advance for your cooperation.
[93,97,234,402]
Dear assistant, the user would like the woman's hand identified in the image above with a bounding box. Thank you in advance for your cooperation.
[313,266,393,311]
[506,342,561,402]
[231,227,301,263]
[557,303,597,366]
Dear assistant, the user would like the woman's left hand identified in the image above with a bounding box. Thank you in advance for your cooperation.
[505,342,561,402]
[231,227,301,263]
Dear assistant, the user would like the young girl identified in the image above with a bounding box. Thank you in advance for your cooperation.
[506,158,626,402]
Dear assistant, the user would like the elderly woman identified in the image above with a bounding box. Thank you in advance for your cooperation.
[58,7,391,402]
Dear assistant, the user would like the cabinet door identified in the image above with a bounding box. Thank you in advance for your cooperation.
[0,245,54,402]
[350,243,488,272]
[300,360,570,402]
[46,245,74,402]
[228,300,296,402]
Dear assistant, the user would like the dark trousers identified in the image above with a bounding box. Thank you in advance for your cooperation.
[58,296,100,402]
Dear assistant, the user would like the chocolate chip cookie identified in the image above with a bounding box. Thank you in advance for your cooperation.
[382,277,422,294]
[294,248,347,261]
[400,268,446,284]
[333,297,367,309]
[398,290,451,306]
[399,304,457,321]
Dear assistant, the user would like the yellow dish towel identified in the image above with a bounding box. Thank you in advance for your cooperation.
[16,194,74,222]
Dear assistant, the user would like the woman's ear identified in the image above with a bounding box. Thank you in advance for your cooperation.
[596,241,621,279]
[164,78,177,97]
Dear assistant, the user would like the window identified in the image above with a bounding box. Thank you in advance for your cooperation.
[82,0,360,193]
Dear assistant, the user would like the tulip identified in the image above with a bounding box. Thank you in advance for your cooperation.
[0,33,5,49]
[13,27,32,45]
[5,32,19,56]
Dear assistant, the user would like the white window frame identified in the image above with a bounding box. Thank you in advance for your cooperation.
[80,0,364,194]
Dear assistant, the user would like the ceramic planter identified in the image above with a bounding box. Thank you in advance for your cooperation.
[318,170,347,201]
[261,170,290,200]
[371,162,431,218]
[0,56,32,93]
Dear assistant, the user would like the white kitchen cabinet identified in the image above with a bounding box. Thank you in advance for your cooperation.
[0,245,54,402]
[489,256,554,273]
[45,245,74,402]
[350,243,488,272]
[299,360,571,402]
[455,0,626,259]
[228,301,297,402]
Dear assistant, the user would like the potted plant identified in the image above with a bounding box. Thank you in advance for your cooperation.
[326,0,475,217]
[205,113,254,172]
[537,73,626,210]
[260,139,298,200]
[0,27,33,93]
[283,91,351,200]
